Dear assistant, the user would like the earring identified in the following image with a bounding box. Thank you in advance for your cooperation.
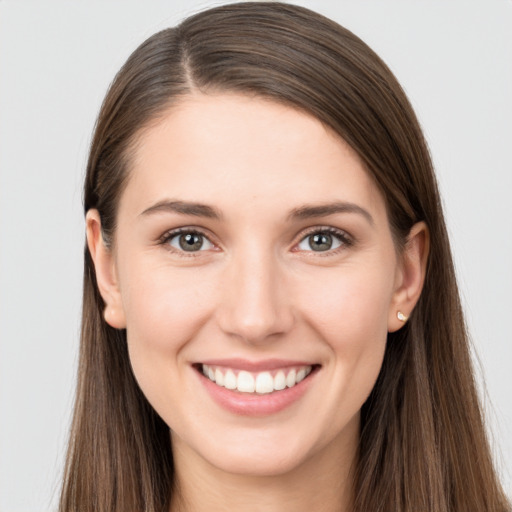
[397,311,408,322]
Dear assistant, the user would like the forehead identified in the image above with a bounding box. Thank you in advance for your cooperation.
[121,93,387,223]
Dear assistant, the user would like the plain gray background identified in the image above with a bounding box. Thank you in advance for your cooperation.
[0,1,511,510]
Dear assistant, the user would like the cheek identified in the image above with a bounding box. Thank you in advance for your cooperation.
[306,271,391,423]
[119,262,218,391]
[295,264,393,407]
[297,266,393,348]
[122,260,216,338]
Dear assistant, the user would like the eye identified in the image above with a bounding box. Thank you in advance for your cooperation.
[296,228,351,253]
[163,229,214,253]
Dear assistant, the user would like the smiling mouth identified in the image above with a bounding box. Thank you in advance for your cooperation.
[196,364,317,395]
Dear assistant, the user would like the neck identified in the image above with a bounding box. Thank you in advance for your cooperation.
[169,422,358,512]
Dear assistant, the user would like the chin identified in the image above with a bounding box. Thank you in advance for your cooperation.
[183,425,328,478]
[207,446,310,478]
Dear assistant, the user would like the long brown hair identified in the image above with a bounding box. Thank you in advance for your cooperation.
[60,3,511,511]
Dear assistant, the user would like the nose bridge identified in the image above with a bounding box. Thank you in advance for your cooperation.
[217,240,293,343]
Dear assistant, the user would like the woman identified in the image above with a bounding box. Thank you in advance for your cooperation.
[59,2,511,511]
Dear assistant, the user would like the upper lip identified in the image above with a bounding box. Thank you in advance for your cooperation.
[196,358,317,372]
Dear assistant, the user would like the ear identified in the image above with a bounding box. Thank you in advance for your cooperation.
[388,221,429,332]
[86,209,126,329]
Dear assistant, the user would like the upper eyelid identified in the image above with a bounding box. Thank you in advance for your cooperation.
[299,225,351,238]
[296,225,353,245]
[159,225,350,240]
[159,226,215,243]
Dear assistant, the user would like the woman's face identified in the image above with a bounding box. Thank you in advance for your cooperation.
[90,93,420,477]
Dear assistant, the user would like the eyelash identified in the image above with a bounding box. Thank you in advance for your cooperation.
[158,226,353,258]
[296,226,354,257]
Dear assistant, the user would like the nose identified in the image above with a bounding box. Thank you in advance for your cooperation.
[215,246,295,344]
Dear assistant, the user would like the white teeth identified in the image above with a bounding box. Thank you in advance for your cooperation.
[274,370,286,391]
[286,369,296,388]
[201,364,313,394]
[255,372,274,394]
[214,368,224,387]
[296,368,306,383]
[224,369,237,390]
[237,371,255,393]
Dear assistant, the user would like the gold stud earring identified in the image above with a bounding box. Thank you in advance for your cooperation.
[397,311,408,322]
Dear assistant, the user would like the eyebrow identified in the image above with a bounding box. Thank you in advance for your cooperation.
[140,200,224,220]
[287,202,375,226]
[139,199,374,226]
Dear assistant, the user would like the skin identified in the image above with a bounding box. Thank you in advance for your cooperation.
[87,93,428,512]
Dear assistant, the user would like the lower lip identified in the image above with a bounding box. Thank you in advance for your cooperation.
[197,368,317,416]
